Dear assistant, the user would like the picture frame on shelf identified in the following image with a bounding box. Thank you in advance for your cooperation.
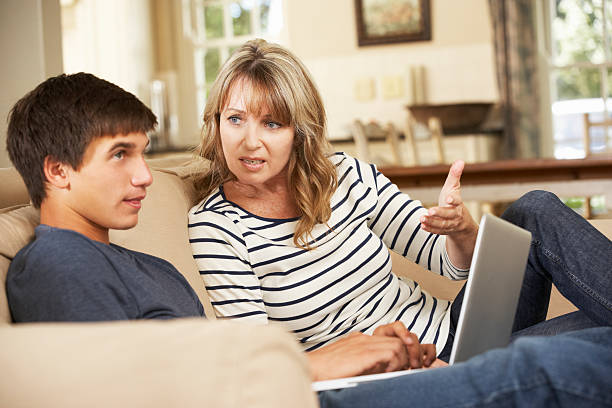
[354,0,431,46]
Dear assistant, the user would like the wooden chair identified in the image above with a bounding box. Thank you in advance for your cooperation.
[350,119,371,163]
[427,117,446,164]
[385,122,407,165]
[351,115,447,167]
[583,112,612,157]
[400,113,420,166]
[581,112,611,218]
[399,111,446,166]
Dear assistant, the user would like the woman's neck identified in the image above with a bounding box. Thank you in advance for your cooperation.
[223,180,299,219]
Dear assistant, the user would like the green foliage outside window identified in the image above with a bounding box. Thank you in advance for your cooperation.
[198,1,282,101]
[205,5,224,39]
[260,0,271,32]
[555,67,601,101]
[231,2,252,36]
[563,195,607,217]
[553,0,609,100]
[205,48,220,87]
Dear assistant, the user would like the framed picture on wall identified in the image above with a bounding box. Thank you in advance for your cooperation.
[354,0,431,46]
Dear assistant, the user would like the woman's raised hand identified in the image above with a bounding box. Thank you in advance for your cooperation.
[420,160,478,269]
[420,160,476,236]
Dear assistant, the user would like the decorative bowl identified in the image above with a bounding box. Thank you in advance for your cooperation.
[408,102,495,131]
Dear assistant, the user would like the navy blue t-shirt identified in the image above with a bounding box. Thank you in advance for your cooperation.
[7,225,205,322]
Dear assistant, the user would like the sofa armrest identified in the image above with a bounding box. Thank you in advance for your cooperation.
[0,319,318,408]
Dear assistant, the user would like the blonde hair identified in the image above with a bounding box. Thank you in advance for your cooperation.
[194,39,338,249]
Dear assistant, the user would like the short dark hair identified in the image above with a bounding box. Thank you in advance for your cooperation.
[6,72,157,208]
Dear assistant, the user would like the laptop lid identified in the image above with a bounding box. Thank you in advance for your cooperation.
[448,213,532,365]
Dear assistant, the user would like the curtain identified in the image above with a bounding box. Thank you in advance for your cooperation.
[489,0,541,159]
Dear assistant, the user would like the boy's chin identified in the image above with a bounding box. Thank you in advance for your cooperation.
[110,217,139,230]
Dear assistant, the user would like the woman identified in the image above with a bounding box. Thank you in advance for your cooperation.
[189,39,612,381]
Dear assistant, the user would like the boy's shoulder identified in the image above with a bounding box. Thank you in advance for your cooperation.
[9,226,111,278]
[13,225,171,270]
[14,225,98,259]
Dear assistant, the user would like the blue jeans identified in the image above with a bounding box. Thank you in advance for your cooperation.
[319,327,612,408]
[438,191,612,361]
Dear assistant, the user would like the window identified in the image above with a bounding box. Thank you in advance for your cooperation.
[544,0,611,159]
[183,0,286,118]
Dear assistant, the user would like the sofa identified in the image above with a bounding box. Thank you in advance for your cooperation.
[1,158,610,407]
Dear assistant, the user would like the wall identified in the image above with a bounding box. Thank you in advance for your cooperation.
[0,0,153,168]
[61,0,154,102]
[285,0,498,139]
[0,0,63,168]
[0,0,499,165]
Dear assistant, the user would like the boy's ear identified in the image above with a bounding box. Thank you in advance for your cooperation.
[43,156,71,189]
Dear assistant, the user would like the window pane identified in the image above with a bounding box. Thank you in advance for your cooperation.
[552,0,605,65]
[552,67,603,158]
[194,49,205,86]
[561,195,607,217]
[607,0,612,59]
[197,88,207,119]
[590,195,607,217]
[260,0,283,35]
[553,139,585,159]
[260,0,271,33]
[230,1,252,36]
[554,67,601,100]
[608,121,612,152]
[205,48,221,84]
[204,4,224,39]
[585,110,608,154]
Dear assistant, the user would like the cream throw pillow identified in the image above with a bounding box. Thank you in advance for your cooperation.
[0,205,39,324]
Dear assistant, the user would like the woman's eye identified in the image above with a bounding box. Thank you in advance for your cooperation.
[113,151,124,160]
[266,121,281,129]
[228,116,241,124]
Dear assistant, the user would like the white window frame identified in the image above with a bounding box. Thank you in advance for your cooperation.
[182,0,288,123]
[537,0,612,159]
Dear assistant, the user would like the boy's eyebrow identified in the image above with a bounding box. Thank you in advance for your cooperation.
[109,139,150,151]
[109,142,136,150]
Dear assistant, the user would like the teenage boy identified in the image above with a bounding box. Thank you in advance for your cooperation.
[6,72,204,321]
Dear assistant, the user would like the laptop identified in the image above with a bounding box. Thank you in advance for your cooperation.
[313,213,532,391]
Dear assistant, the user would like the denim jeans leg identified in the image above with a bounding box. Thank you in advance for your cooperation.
[501,191,612,332]
[318,327,612,408]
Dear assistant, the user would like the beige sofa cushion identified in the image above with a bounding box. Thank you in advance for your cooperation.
[0,168,29,209]
[0,319,317,408]
[0,205,39,257]
[0,205,39,324]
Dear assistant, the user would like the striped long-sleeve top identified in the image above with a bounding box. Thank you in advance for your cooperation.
[188,153,468,353]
